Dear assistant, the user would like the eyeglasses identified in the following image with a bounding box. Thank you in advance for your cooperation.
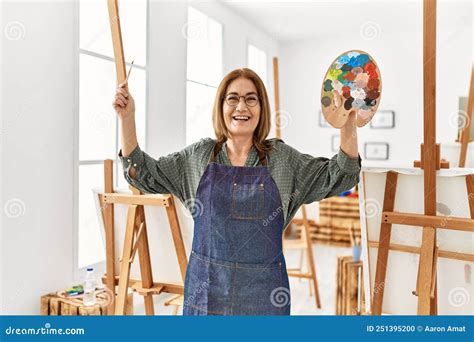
[223,94,261,107]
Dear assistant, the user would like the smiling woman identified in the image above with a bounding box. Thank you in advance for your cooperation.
[113,67,361,316]
[213,68,272,166]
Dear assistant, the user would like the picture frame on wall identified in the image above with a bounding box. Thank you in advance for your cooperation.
[364,142,389,160]
[370,110,395,129]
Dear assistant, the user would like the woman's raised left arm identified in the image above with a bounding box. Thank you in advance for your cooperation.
[339,111,358,158]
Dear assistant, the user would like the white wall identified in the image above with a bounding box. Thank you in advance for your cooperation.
[278,1,472,167]
[1,1,76,314]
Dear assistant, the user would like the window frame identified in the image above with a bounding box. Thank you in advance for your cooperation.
[73,0,149,281]
[185,6,224,146]
[246,41,268,87]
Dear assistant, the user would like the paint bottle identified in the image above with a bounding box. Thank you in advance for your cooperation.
[83,268,97,306]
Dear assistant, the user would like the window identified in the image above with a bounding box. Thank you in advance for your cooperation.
[247,44,267,87]
[77,0,148,271]
[185,7,223,145]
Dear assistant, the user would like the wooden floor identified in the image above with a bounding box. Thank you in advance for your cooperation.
[132,244,352,315]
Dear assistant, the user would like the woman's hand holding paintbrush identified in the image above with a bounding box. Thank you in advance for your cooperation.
[113,60,135,121]
[113,61,139,174]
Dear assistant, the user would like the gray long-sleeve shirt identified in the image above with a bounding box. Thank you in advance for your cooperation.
[118,137,362,229]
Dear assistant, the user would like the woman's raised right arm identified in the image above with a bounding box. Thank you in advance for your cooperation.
[113,82,138,178]
[112,82,188,199]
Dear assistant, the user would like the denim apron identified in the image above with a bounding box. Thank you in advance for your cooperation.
[182,141,291,315]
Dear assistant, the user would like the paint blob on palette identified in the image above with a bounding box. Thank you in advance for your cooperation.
[320,50,382,128]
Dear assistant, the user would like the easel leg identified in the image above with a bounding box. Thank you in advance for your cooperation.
[115,205,138,315]
[103,160,116,315]
[418,0,438,316]
[429,246,438,315]
[136,206,155,315]
[302,205,321,308]
[372,171,398,315]
[165,196,188,282]
[430,280,438,315]
[466,175,474,218]
[417,228,436,314]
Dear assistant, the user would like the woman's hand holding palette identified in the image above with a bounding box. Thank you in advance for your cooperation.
[320,50,382,128]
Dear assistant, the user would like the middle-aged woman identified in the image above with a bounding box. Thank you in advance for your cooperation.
[113,68,362,316]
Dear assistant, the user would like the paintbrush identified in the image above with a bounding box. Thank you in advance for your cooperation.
[121,60,134,88]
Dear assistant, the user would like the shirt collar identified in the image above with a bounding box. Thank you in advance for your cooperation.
[221,141,259,167]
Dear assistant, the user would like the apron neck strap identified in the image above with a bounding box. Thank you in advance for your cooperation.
[210,141,267,166]
[257,148,268,166]
[209,141,223,163]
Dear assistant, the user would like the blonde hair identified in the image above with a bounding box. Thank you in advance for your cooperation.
[212,68,274,155]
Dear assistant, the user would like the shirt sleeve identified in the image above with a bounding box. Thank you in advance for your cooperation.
[293,147,362,205]
[118,144,186,201]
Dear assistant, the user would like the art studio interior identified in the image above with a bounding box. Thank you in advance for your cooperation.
[1,0,473,316]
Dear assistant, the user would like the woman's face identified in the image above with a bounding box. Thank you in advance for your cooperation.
[222,77,261,139]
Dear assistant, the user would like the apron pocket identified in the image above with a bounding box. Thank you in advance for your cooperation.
[231,260,291,315]
[231,182,265,219]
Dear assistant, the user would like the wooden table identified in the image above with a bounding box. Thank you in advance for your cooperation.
[41,291,133,316]
[335,256,365,315]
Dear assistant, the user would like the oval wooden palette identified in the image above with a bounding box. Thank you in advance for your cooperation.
[320,50,382,128]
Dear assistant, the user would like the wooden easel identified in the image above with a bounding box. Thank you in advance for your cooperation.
[371,0,474,315]
[458,65,474,167]
[99,160,188,315]
[273,57,282,141]
[283,206,322,308]
[274,57,322,308]
[104,0,188,315]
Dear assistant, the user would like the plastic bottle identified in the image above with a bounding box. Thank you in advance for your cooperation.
[83,267,96,306]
